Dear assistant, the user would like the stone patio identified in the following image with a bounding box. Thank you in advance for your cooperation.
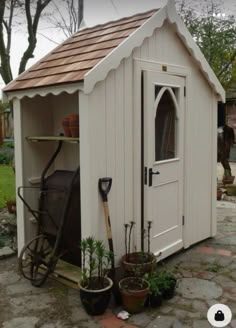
[1,200,236,327]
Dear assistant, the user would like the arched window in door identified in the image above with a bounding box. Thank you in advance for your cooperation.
[155,87,178,161]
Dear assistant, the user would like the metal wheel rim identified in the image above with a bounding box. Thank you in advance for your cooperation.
[18,234,55,286]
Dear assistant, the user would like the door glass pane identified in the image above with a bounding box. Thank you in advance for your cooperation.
[155,88,176,161]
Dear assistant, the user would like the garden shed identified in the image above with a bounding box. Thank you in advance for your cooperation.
[3,0,225,266]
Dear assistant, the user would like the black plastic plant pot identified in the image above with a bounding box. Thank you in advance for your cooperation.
[162,284,176,300]
[79,277,113,315]
[149,293,162,307]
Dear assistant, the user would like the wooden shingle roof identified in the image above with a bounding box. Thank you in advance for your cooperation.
[4,9,157,92]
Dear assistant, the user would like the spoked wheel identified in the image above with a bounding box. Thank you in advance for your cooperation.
[19,234,56,287]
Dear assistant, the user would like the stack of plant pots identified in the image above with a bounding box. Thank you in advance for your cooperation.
[118,221,154,313]
[62,114,79,138]
[119,220,177,313]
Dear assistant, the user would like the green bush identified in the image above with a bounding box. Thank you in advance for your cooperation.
[0,165,15,208]
[0,147,14,165]
[4,141,14,149]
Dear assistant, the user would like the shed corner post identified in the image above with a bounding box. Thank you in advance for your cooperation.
[211,96,218,237]
[79,91,92,240]
[13,97,26,256]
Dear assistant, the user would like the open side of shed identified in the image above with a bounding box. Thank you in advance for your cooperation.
[3,0,225,267]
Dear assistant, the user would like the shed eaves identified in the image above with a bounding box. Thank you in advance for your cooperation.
[4,10,158,92]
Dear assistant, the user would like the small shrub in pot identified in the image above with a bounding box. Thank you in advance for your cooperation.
[79,237,113,315]
[144,272,162,307]
[121,221,159,276]
[156,270,176,300]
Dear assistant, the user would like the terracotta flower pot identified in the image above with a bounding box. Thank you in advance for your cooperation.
[6,200,16,214]
[70,126,79,138]
[119,277,149,313]
[222,175,235,185]
[62,117,71,137]
[217,189,222,200]
[69,114,79,126]
[68,114,79,137]
[121,252,156,276]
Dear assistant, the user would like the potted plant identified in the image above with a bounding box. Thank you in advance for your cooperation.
[79,237,113,315]
[156,270,177,300]
[5,197,16,214]
[119,276,149,313]
[144,271,162,307]
[217,188,223,200]
[223,168,235,185]
[121,221,159,276]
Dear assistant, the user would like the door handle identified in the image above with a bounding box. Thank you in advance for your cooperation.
[149,168,160,187]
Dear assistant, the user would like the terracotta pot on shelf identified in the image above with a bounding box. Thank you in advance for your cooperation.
[70,126,79,138]
[69,113,79,138]
[69,114,79,126]
[62,117,71,137]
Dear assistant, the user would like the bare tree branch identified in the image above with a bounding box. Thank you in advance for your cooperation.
[0,0,13,84]
[18,0,52,74]
[37,31,60,45]
[50,0,84,38]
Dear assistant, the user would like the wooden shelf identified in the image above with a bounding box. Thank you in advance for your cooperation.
[26,136,79,143]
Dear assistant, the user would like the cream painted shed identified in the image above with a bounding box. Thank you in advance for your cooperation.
[3,0,225,266]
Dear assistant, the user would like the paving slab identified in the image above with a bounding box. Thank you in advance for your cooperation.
[2,317,39,328]
[176,278,223,300]
[145,316,176,328]
[0,246,14,259]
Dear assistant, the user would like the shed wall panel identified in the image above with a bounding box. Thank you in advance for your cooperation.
[84,59,134,260]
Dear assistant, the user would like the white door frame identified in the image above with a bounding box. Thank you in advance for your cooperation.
[133,59,192,253]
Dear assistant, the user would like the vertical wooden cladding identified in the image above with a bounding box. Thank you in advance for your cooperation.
[85,57,134,260]
[104,57,134,257]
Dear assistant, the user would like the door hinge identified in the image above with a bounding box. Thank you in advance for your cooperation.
[182,215,185,225]
[184,86,186,97]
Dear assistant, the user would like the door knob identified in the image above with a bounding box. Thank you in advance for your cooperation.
[149,168,160,187]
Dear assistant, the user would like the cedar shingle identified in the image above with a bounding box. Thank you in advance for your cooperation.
[4,9,158,92]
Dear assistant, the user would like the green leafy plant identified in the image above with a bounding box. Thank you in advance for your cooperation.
[80,237,113,290]
[156,270,176,293]
[144,271,161,297]
[207,264,223,272]
[0,144,14,165]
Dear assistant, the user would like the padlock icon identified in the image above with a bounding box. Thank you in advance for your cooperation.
[215,310,225,321]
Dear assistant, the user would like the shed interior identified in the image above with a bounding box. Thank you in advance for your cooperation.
[20,91,81,266]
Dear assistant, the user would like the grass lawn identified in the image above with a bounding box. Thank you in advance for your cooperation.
[0,165,16,209]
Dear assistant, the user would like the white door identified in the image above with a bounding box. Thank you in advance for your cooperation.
[143,71,185,259]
